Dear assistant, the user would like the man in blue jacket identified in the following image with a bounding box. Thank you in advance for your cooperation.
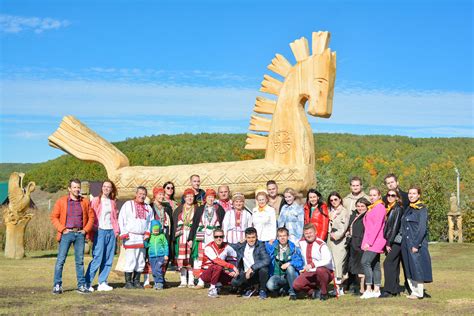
[266,227,304,300]
[230,227,271,299]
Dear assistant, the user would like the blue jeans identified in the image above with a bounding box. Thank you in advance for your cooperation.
[362,251,381,286]
[85,229,116,285]
[53,231,86,287]
[266,265,298,295]
[149,256,165,284]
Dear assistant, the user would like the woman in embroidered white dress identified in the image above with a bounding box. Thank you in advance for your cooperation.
[222,192,253,243]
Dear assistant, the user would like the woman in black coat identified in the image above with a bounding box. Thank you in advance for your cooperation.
[380,189,405,297]
[401,186,433,300]
[346,197,370,295]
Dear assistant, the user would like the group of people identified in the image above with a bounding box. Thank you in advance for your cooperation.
[50,173,433,301]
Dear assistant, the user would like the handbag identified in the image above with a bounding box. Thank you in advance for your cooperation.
[394,233,402,244]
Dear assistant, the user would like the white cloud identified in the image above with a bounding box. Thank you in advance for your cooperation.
[11,131,48,139]
[0,14,70,34]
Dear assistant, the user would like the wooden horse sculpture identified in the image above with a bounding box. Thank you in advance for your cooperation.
[48,31,336,199]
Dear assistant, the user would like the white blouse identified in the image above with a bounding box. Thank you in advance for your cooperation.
[251,205,277,242]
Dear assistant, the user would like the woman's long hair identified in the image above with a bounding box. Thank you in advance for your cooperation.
[162,181,175,200]
[306,188,328,217]
[99,180,117,201]
[327,191,343,210]
[384,189,403,208]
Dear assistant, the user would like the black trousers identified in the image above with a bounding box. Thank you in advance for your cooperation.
[383,243,409,293]
[231,267,269,290]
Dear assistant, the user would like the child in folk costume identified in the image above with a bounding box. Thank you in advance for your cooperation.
[252,188,277,242]
[222,192,253,243]
[143,187,174,288]
[189,189,225,288]
[172,188,196,288]
[118,186,153,289]
[144,220,169,290]
[200,228,239,298]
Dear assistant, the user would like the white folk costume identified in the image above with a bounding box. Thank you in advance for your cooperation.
[222,207,253,243]
[252,205,277,242]
[190,204,225,275]
[118,200,152,272]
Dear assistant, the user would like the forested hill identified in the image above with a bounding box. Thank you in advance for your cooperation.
[18,133,474,241]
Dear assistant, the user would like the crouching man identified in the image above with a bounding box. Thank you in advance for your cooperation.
[200,228,239,298]
[293,224,334,300]
[266,227,304,300]
[230,227,271,299]
[118,186,153,289]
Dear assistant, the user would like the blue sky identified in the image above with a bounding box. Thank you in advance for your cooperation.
[0,0,473,163]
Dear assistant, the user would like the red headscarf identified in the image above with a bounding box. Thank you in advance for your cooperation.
[153,187,165,197]
[183,188,195,197]
[204,188,217,201]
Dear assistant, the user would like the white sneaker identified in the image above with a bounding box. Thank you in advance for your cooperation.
[360,291,372,299]
[97,282,113,291]
[371,291,381,298]
[337,288,345,296]
[87,286,95,292]
[178,282,187,288]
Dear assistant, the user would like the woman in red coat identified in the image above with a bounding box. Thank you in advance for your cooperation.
[303,189,329,241]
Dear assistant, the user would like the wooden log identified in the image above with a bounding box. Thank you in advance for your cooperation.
[312,31,331,55]
[249,115,272,132]
[254,97,277,114]
[290,37,310,62]
[245,133,268,150]
[260,75,283,96]
[268,54,292,77]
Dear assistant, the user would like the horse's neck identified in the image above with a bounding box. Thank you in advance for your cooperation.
[265,68,315,167]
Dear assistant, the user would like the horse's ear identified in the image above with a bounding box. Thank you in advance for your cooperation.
[312,31,331,55]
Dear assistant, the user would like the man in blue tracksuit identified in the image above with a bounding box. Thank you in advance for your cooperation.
[265,227,304,300]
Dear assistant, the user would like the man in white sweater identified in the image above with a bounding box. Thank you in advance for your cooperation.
[293,224,334,300]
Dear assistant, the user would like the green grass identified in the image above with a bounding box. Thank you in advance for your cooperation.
[0,243,473,315]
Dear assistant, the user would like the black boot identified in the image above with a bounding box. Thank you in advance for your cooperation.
[124,272,134,289]
[133,271,143,289]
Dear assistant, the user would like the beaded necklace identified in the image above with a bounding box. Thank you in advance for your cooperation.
[182,204,194,227]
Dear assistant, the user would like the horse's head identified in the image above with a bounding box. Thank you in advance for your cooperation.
[8,172,35,215]
[305,48,336,118]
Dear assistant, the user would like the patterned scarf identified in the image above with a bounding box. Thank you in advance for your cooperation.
[410,201,424,209]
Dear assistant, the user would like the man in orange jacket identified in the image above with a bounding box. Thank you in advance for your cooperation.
[50,178,94,295]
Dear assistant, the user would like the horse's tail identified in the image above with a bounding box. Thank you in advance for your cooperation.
[48,116,129,175]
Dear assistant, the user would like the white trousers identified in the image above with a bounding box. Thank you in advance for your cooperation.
[408,279,424,298]
[124,248,146,273]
